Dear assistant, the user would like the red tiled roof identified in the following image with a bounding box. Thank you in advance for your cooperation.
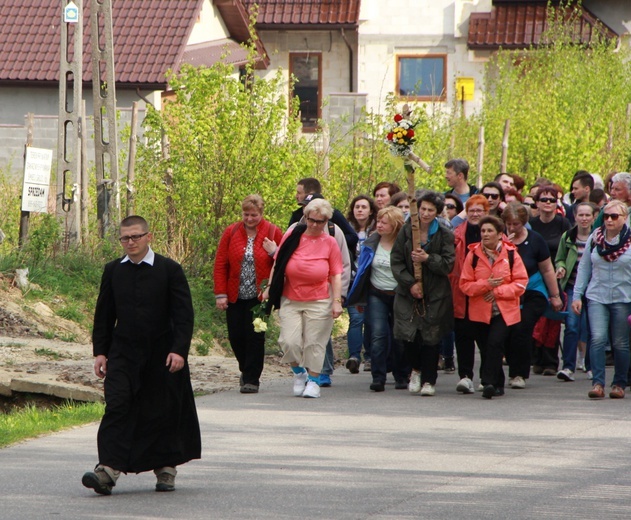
[182,39,251,68]
[468,1,618,50]
[242,0,360,27]
[0,0,254,87]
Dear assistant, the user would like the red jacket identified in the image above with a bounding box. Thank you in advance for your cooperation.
[459,240,528,326]
[213,219,283,302]
[448,222,469,319]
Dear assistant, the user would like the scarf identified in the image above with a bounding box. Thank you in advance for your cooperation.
[594,224,631,262]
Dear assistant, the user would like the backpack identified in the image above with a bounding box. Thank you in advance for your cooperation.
[470,248,514,271]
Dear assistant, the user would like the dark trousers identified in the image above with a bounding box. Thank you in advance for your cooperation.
[454,317,476,379]
[404,330,440,386]
[506,291,548,379]
[226,298,265,386]
[473,315,511,388]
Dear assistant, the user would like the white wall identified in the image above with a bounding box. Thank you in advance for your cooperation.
[358,0,492,116]
[189,0,231,44]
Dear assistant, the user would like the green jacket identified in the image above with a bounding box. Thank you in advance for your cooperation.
[390,219,455,345]
[554,227,586,290]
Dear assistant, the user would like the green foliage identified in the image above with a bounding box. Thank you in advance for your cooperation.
[474,7,631,188]
[0,400,104,448]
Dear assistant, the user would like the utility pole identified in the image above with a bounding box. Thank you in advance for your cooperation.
[57,0,83,246]
[91,0,119,237]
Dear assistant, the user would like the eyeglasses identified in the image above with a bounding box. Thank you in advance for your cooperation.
[483,193,500,200]
[538,197,556,204]
[119,232,148,243]
[467,209,485,214]
[445,203,457,210]
[528,203,537,209]
[603,213,621,221]
[306,217,327,225]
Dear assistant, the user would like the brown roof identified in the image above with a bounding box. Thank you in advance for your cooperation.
[468,1,618,50]
[181,39,251,68]
[242,0,361,28]
[0,0,265,88]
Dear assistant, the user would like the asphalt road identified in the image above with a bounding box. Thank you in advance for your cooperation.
[2,367,631,519]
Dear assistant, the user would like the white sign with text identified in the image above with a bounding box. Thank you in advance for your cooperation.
[21,147,53,213]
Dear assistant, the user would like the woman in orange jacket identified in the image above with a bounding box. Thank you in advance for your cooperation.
[460,216,528,399]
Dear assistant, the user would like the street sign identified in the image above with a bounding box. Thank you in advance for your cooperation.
[64,1,79,23]
[22,147,53,213]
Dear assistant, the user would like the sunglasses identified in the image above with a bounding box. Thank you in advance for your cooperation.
[603,213,621,221]
[528,203,537,209]
[538,197,557,204]
[483,193,500,200]
[445,203,457,210]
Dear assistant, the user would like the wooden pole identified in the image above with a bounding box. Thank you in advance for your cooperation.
[500,119,510,173]
[127,101,139,216]
[18,113,34,248]
[477,125,485,190]
[405,162,423,298]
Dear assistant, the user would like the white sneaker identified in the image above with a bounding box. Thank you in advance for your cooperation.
[557,368,575,382]
[586,370,593,380]
[456,377,474,394]
[477,384,484,392]
[509,376,526,389]
[293,371,308,396]
[420,382,435,396]
[408,371,421,393]
[302,380,321,398]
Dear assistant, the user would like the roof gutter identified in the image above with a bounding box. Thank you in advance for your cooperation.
[340,28,353,92]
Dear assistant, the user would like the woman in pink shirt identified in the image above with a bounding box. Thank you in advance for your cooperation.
[265,199,344,398]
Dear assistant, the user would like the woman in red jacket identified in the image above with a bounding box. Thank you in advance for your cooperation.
[214,194,283,393]
[460,216,528,399]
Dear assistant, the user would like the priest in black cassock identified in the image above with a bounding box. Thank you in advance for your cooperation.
[82,215,201,495]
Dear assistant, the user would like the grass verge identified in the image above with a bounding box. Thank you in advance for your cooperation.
[0,399,104,449]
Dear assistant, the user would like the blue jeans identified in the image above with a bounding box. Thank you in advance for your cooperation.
[321,338,334,375]
[346,305,370,361]
[561,287,587,372]
[368,291,407,384]
[586,300,631,388]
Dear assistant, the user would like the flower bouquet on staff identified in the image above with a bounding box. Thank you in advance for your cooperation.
[384,113,418,157]
[251,279,270,333]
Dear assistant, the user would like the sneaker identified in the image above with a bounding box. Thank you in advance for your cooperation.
[542,368,557,376]
[370,381,385,392]
[408,371,421,393]
[456,377,474,394]
[240,383,259,393]
[495,386,505,397]
[477,384,485,392]
[319,374,332,387]
[556,369,575,382]
[586,370,593,380]
[302,380,321,398]
[482,384,496,399]
[292,371,308,396]
[443,356,456,373]
[82,466,115,496]
[609,385,625,399]
[363,360,371,372]
[420,382,435,396]
[346,357,360,374]
[588,383,605,399]
[577,359,586,372]
[509,376,526,389]
[155,468,176,492]
[532,365,544,375]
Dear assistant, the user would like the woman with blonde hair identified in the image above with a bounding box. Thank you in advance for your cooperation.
[214,195,282,393]
[347,206,408,392]
[572,199,631,399]
[264,198,344,398]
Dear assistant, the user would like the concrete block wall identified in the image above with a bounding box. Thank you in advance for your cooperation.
[0,109,145,179]
[324,93,367,137]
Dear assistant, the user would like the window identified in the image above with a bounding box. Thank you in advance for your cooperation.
[289,53,321,131]
[396,55,446,101]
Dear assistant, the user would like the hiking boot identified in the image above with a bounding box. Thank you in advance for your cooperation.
[346,357,360,374]
[82,465,116,496]
[155,467,177,492]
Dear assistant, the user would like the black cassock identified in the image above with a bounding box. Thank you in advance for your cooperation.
[92,253,201,473]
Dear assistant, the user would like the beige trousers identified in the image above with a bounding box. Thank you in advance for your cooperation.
[279,297,333,372]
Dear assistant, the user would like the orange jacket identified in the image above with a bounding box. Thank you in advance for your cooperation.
[459,240,528,326]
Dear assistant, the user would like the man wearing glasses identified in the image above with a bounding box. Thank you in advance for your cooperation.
[82,215,201,495]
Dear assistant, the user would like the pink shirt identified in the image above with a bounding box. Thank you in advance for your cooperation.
[281,233,343,301]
